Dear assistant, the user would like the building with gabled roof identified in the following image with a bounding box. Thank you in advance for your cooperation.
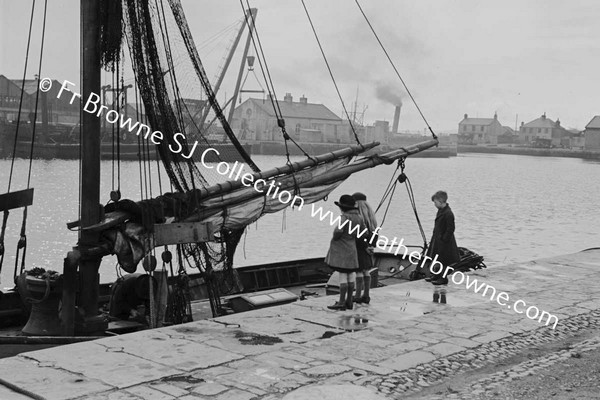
[231,93,345,142]
[518,113,570,146]
[0,75,79,124]
[458,113,505,144]
[584,115,600,150]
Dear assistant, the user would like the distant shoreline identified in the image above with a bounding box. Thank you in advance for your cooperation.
[457,145,600,161]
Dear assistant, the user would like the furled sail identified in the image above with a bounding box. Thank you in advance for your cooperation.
[90,0,438,316]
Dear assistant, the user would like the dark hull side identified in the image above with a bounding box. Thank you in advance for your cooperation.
[0,257,330,330]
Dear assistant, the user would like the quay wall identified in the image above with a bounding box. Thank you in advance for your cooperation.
[458,145,600,160]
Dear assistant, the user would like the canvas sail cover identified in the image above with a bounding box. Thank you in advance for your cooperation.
[90,0,366,301]
[103,0,437,317]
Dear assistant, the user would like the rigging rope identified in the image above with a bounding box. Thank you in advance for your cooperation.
[0,211,9,276]
[240,0,312,160]
[167,0,260,172]
[238,0,306,200]
[300,0,362,145]
[7,0,36,192]
[27,0,48,188]
[12,0,48,280]
[354,0,437,140]
[1,1,40,278]
[375,158,428,251]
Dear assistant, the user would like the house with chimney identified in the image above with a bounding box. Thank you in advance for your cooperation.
[583,116,600,150]
[230,93,344,142]
[518,113,570,146]
[458,113,505,144]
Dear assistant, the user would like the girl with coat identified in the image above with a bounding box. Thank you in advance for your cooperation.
[352,192,377,304]
[325,194,365,310]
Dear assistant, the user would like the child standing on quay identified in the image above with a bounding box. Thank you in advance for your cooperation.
[427,190,460,301]
[325,194,365,310]
[352,192,377,304]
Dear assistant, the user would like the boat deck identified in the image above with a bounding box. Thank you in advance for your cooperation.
[0,249,599,399]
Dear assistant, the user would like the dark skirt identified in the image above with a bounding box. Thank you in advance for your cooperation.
[356,249,373,271]
[356,239,373,271]
[327,264,359,273]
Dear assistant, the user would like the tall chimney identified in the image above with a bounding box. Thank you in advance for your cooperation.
[392,104,401,134]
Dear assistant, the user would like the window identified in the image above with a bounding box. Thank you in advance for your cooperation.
[481,126,484,132]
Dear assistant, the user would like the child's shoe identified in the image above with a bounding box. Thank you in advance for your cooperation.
[327,302,346,310]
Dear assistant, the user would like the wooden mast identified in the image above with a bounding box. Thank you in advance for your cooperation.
[67,0,106,335]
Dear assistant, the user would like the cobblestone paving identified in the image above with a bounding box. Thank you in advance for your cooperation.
[427,335,600,400]
[363,309,600,398]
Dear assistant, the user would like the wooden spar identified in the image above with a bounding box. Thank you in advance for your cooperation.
[305,138,439,187]
[68,141,380,230]
[199,141,379,199]
[188,138,438,217]
[73,140,429,230]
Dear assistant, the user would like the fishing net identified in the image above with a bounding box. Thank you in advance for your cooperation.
[113,0,357,317]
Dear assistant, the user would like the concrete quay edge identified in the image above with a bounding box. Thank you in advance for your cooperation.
[0,249,599,400]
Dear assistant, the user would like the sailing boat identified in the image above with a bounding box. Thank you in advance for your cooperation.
[0,0,442,338]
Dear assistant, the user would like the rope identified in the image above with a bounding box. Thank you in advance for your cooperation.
[27,0,49,188]
[111,68,116,192]
[117,67,122,191]
[25,276,51,304]
[240,0,311,158]
[7,0,47,282]
[239,0,305,197]
[0,211,9,276]
[375,158,428,250]
[375,161,401,215]
[404,175,428,250]
[0,376,45,400]
[354,0,437,140]
[300,0,362,144]
[14,208,28,282]
[7,0,36,192]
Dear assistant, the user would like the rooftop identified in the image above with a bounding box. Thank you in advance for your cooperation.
[247,96,341,121]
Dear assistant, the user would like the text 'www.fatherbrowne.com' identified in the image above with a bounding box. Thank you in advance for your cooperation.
[310,203,559,329]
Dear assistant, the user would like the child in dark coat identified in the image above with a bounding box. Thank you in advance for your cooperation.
[426,191,460,295]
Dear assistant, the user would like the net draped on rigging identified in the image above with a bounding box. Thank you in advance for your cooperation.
[99,0,360,310]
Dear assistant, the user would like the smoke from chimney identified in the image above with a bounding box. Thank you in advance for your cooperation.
[392,105,401,134]
[375,84,403,106]
[376,83,403,134]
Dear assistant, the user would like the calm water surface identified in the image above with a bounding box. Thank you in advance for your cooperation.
[0,154,598,285]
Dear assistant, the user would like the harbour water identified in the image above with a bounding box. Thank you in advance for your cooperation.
[0,153,598,286]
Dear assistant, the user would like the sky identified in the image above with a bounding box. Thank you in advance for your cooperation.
[1,0,600,132]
